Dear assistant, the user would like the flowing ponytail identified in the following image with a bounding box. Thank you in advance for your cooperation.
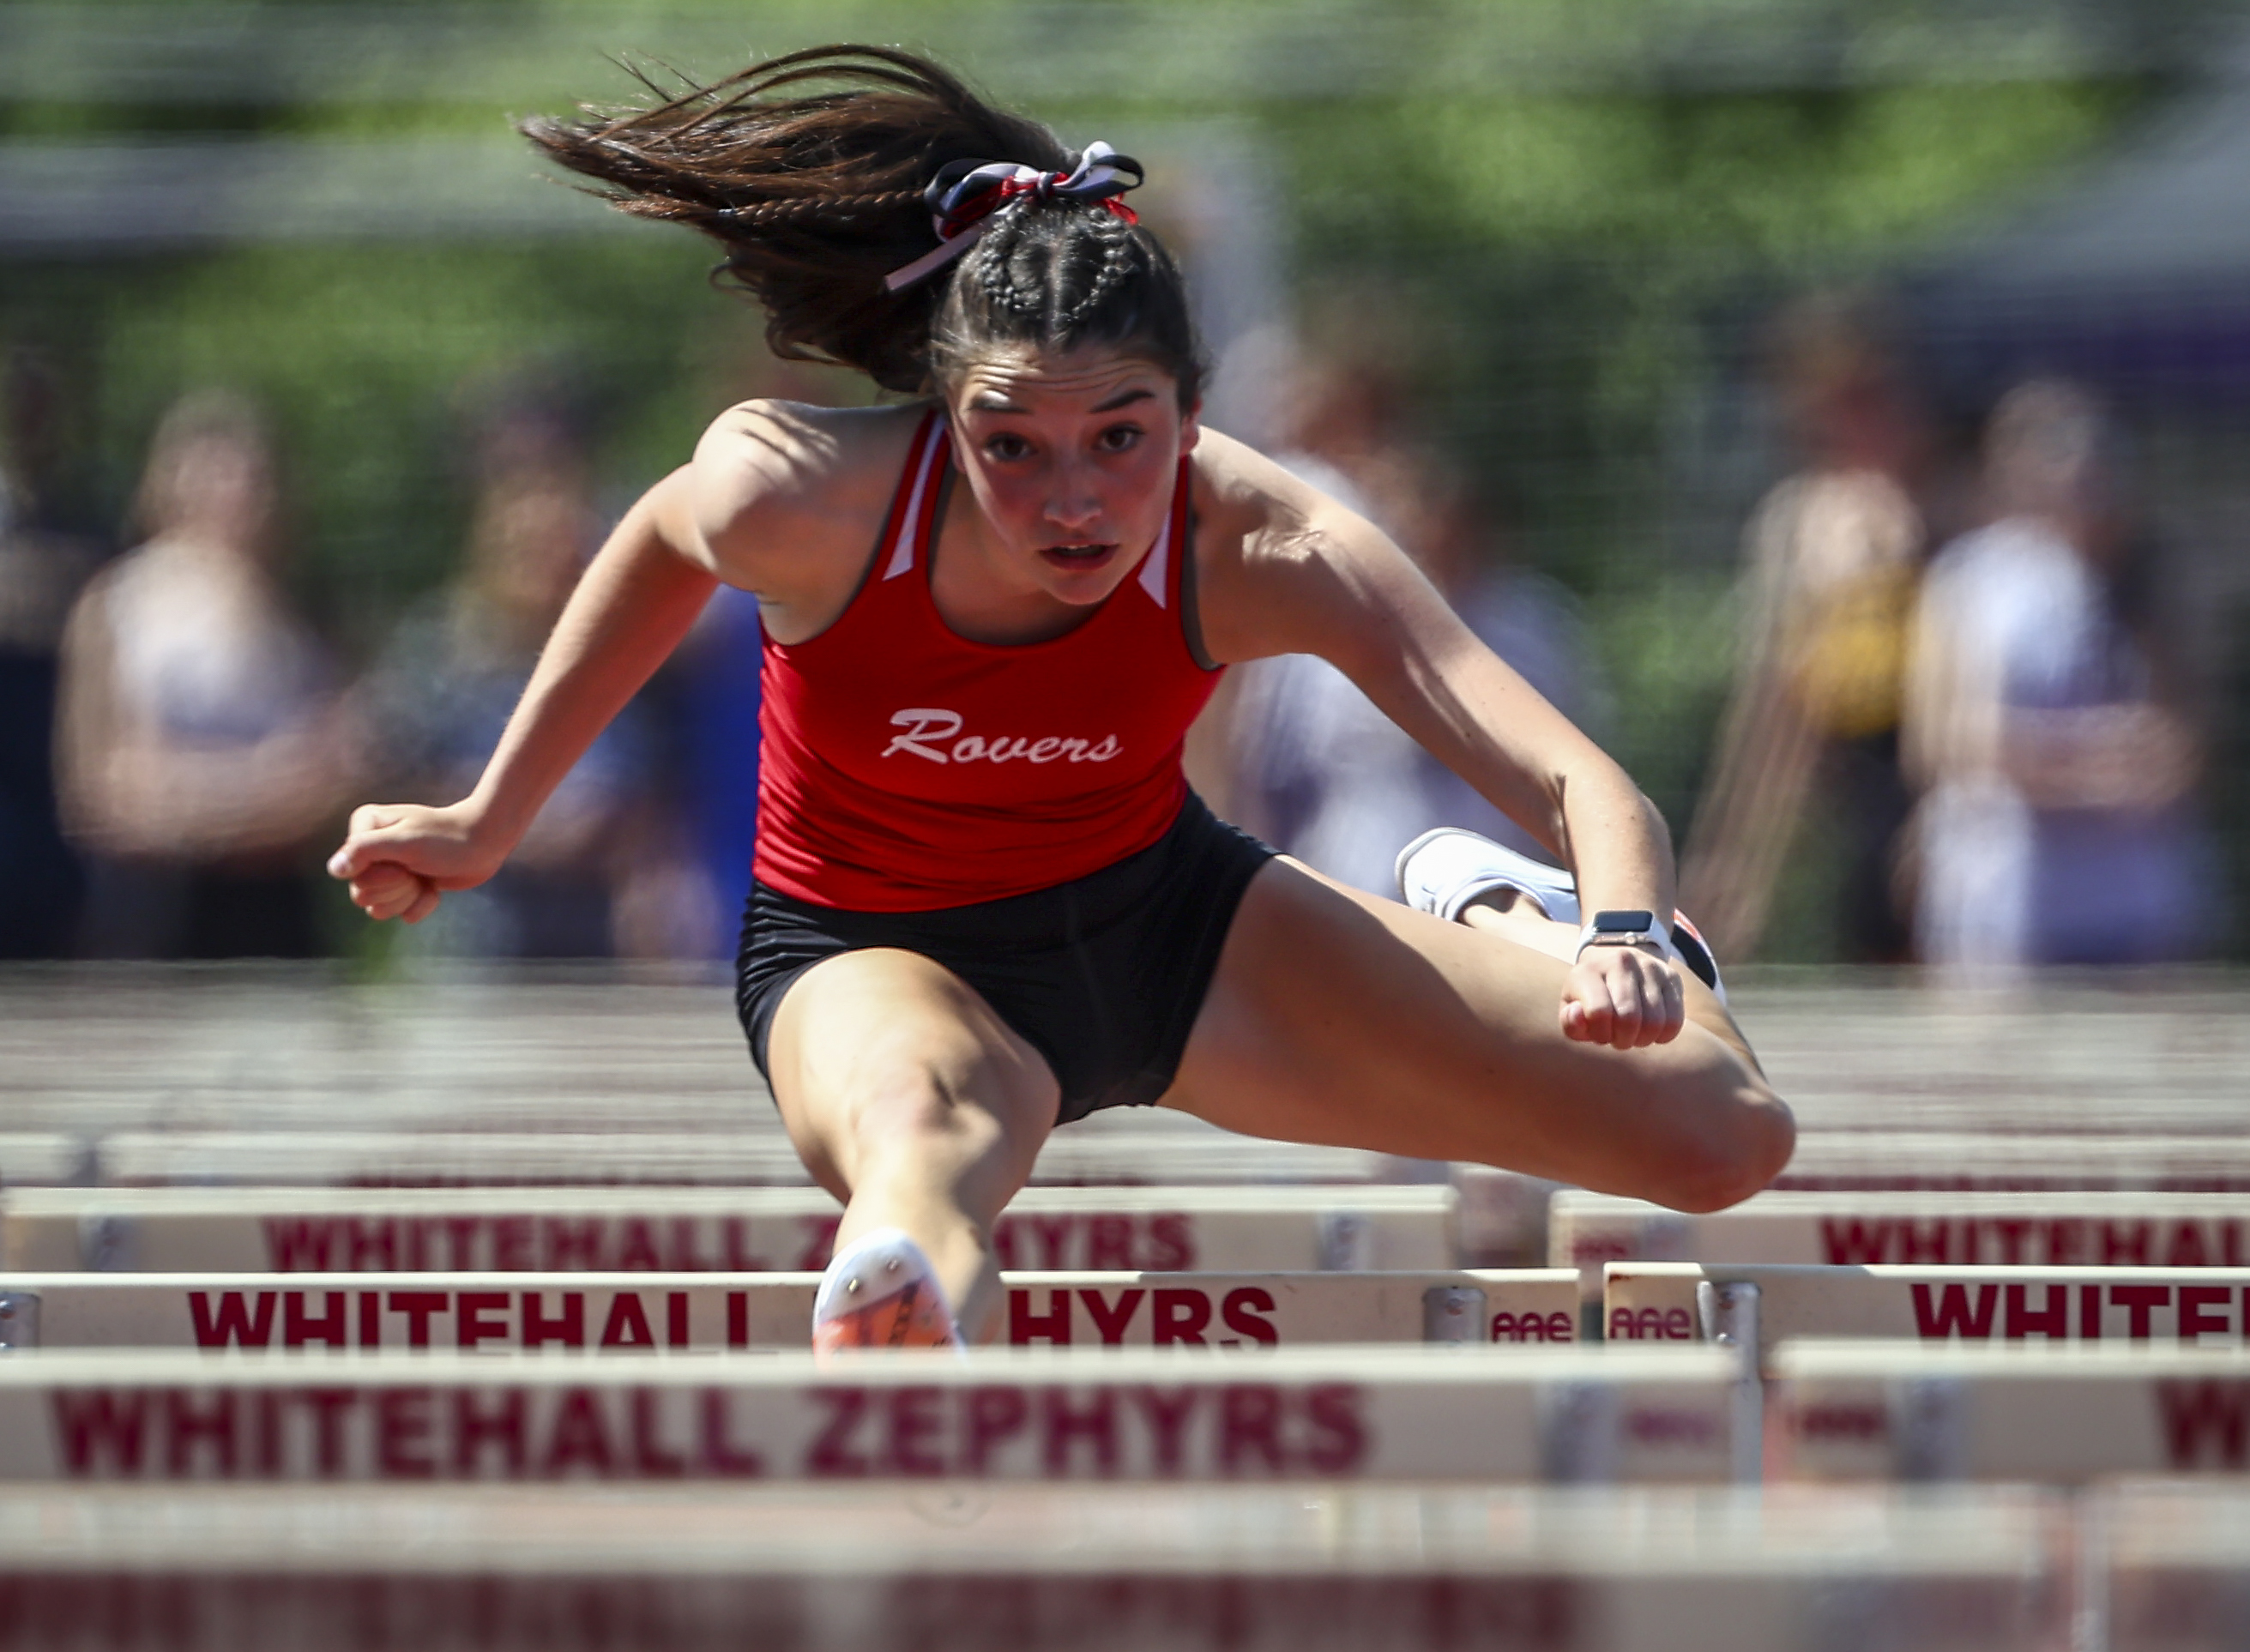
[522,45,1203,402]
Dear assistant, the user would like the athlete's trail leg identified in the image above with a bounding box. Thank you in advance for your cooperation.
[1457,889,1765,1076]
[763,948,1059,1341]
[1168,861,1792,1211]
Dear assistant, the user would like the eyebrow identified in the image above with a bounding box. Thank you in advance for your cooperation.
[964,385,1156,414]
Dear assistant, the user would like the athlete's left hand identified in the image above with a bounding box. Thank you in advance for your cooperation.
[1562,943,1686,1050]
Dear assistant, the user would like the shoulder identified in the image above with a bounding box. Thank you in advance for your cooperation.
[1186,428,1427,666]
[65,540,162,640]
[1188,428,1385,577]
[681,400,932,605]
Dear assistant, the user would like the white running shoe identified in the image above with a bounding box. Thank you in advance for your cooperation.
[1394,827,1583,925]
[812,1227,963,1360]
[1393,825,1727,1001]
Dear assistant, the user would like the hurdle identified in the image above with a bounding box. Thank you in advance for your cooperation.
[78,1129,1402,1191]
[0,1345,1736,1486]
[1767,1131,2250,1194]
[0,1269,1578,1352]
[0,1132,89,1189]
[0,1482,2072,1652]
[0,1184,1457,1275]
[1605,1262,2250,1364]
[1772,1342,2250,1484]
[1553,1190,2250,1297]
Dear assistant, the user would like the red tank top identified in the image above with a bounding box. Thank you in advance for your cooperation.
[753,412,1222,911]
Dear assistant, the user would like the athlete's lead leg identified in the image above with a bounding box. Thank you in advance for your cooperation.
[763,948,1060,1343]
[1167,859,1792,1211]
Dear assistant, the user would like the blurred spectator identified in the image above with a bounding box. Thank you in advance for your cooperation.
[1903,380,2213,974]
[1680,292,1941,963]
[671,581,763,956]
[362,382,688,958]
[1227,353,1609,895]
[0,347,102,956]
[55,389,355,958]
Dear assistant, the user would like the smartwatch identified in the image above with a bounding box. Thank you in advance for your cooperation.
[1575,909,1666,961]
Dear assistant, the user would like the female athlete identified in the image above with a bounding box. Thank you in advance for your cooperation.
[329,45,1794,1353]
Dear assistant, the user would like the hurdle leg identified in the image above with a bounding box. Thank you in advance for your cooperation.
[1459,895,1764,1077]
[1697,1278,1764,1483]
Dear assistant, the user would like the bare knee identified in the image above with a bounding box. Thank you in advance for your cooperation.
[1640,1066,1795,1214]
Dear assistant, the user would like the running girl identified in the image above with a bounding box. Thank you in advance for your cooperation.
[329,45,1793,1353]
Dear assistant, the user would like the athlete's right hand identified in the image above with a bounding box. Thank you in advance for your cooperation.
[327,802,506,925]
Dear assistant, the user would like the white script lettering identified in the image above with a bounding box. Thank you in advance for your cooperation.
[881,708,1121,767]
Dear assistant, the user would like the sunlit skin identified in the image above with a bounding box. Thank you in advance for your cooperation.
[930,347,1198,646]
[332,343,1727,1060]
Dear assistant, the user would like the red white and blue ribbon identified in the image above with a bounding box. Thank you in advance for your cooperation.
[882,142,1143,293]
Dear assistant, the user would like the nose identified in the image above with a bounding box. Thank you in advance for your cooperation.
[1043,458,1103,535]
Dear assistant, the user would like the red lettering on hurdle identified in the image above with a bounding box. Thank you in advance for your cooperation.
[1043,1388,1119,1475]
[190,1292,276,1350]
[1148,1214,1194,1269]
[1605,1307,1692,1341]
[962,1385,1028,1473]
[542,1219,604,1270]
[1303,1384,1366,1472]
[2112,1285,2172,1341]
[453,1390,526,1474]
[792,1216,841,1272]
[1492,1311,1575,1344]
[1220,1287,1280,1347]
[522,1292,585,1350]
[2158,1379,2250,1469]
[1151,1289,1210,1347]
[283,1291,348,1349]
[1910,1284,1999,1341]
[1080,1288,1143,1346]
[2003,1284,2068,1341]
[806,1389,870,1476]
[1132,1388,1199,1474]
[1796,1404,1886,1441]
[1010,1289,1074,1347]
[1819,1219,1894,1265]
[597,1295,656,1351]
[1217,1386,1284,1474]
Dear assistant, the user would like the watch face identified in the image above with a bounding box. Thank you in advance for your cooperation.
[1591,910,1656,935]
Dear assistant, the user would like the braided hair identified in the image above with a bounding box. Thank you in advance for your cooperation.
[522,45,1204,403]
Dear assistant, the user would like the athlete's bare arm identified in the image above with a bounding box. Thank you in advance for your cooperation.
[329,399,924,920]
[1191,431,1674,924]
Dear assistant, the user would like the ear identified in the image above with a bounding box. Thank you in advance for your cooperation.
[1179,397,1203,455]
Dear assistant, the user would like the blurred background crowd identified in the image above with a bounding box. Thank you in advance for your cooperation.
[3,0,2246,980]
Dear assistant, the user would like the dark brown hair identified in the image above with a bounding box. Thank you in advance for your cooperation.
[522,45,1204,403]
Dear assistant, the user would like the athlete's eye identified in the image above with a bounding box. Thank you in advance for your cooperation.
[982,432,1033,462]
[1095,424,1143,453]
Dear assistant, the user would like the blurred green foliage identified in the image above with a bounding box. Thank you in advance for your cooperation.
[0,2,2172,957]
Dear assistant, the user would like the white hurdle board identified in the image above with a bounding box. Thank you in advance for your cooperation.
[0,1132,91,1189]
[0,1184,1458,1275]
[0,1482,2072,1652]
[86,1130,1400,1191]
[1769,1132,2250,1195]
[0,1269,1578,1352]
[1555,1190,2250,1299]
[0,1346,1736,1486]
[1773,1343,2250,1484]
[1606,1262,2250,1366]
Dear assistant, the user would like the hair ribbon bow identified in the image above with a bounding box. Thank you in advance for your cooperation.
[883,142,1143,293]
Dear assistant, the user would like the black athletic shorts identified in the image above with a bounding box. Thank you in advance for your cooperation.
[735,793,1277,1125]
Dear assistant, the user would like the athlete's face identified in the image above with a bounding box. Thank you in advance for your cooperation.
[944,346,1199,607]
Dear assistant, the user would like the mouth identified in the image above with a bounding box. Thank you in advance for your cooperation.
[1038,542,1119,570]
